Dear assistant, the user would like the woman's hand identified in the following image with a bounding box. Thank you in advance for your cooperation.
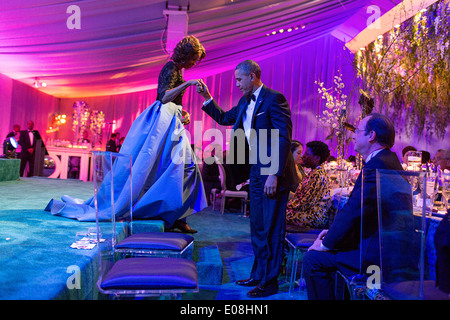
[181,110,191,125]
[196,79,212,101]
[186,79,201,86]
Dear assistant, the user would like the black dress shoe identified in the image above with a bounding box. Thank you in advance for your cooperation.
[247,281,278,298]
[235,278,260,287]
[169,220,198,234]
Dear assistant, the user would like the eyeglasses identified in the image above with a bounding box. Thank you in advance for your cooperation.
[354,127,367,134]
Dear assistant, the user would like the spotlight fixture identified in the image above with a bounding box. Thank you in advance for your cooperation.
[33,77,47,88]
[3,137,18,159]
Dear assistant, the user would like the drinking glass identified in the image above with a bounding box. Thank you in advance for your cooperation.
[407,151,422,172]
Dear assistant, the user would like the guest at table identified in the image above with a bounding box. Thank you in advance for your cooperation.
[201,144,222,205]
[303,113,403,300]
[18,121,44,177]
[420,150,431,165]
[433,149,450,170]
[286,141,331,231]
[291,140,306,182]
[401,145,417,164]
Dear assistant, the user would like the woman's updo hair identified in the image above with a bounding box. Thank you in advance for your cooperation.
[171,35,206,65]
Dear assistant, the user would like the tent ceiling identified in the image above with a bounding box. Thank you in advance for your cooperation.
[0,0,400,98]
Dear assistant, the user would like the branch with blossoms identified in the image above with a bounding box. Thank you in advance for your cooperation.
[315,73,352,164]
[315,73,348,140]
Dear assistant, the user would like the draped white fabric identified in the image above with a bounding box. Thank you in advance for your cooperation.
[0,0,383,98]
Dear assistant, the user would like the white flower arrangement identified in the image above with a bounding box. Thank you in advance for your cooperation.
[315,73,348,139]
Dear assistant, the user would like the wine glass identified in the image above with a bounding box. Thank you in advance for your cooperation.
[407,151,422,172]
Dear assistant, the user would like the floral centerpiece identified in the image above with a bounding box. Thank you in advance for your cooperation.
[72,101,90,145]
[72,100,105,148]
[90,110,105,148]
[315,73,350,167]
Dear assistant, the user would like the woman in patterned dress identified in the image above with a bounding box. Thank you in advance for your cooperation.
[286,141,331,230]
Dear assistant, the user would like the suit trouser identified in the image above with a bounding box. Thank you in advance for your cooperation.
[248,165,289,285]
[303,249,360,300]
[20,152,34,177]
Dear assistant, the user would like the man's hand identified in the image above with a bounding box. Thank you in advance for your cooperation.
[197,79,212,101]
[308,229,329,252]
[264,175,278,198]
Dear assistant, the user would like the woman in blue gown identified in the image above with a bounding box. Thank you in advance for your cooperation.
[45,36,208,233]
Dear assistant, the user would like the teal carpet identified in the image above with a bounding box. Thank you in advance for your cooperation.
[0,177,306,300]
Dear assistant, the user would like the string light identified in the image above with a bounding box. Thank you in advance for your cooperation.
[266,24,307,36]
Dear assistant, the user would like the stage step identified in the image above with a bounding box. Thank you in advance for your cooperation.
[194,243,224,285]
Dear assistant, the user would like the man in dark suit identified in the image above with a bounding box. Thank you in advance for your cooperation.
[197,60,298,298]
[18,120,43,177]
[105,133,117,152]
[303,113,404,300]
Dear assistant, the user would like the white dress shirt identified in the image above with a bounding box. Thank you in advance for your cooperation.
[365,148,384,163]
[28,130,34,147]
[242,85,263,146]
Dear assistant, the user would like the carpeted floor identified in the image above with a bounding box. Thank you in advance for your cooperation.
[0,177,307,300]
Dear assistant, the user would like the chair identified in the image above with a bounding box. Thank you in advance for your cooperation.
[285,230,321,296]
[96,245,198,299]
[211,163,248,214]
[93,151,194,260]
[68,156,80,179]
[337,169,439,300]
[93,151,198,299]
[333,167,409,300]
[376,169,439,300]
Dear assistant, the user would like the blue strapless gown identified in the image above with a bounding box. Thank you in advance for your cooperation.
[44,101,208,227]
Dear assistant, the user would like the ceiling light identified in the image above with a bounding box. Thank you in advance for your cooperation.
[33,77,47,88]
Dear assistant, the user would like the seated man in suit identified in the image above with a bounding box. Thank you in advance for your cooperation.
[303,113,403,300]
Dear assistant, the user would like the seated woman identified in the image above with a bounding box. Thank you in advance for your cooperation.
[286,140,331,231]
[291,140,306,182]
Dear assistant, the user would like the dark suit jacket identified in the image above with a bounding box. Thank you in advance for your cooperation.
[106,139,117,152]
[322,148,403,270]
[202,85,298,191]
[18,130,41,153]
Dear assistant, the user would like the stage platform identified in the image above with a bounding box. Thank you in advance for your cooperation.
[0,177,304,300]
[0,158,20,182]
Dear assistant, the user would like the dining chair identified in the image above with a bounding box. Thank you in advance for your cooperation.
[285,229,321,297]
[211,163,248,214]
